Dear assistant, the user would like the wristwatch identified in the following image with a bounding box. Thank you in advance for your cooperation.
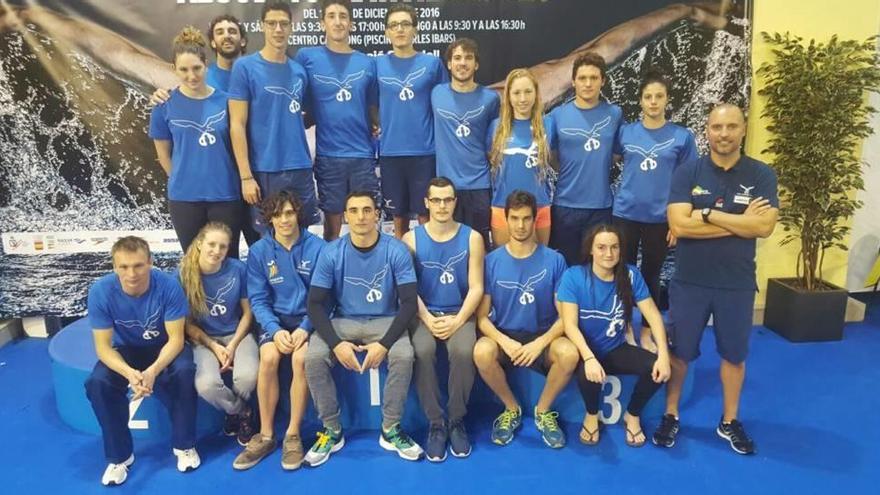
[701,207,712,223]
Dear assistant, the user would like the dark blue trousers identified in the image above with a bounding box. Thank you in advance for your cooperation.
[84,345,197,463]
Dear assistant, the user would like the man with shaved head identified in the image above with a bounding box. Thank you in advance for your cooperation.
[653,103,778,455]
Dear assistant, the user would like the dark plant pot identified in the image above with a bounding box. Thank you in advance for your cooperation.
[763,277,847,342]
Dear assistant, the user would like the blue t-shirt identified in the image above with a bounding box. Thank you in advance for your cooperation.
[194,258,247,337]
[485,244,567,334]
[377,52,447,157]
[549,100,623,209]
[488,117,555,207]
[614,122,698,223]
[206,62,232,92]
[227,52,312,172]
[432,84,500,190]
[414,224,472,313]
[311,233,417,318]
[247,229,326,336]
[556,264,650,357]
[295,46,377,158]
[668,155,779,290]
[148,89,239,202]
[88,269,188,348]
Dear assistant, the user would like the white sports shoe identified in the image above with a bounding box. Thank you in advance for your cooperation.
[172,448,201,472]
[101,454,134,486]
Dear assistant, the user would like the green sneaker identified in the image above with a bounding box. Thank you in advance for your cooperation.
[535,408,566,448]
[491,407,522,445]
[303,427,345,468]
[379,423,424,461]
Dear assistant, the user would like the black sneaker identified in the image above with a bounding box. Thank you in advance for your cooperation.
[652,414,680,448]
[448,418,471,458]
[237,414,256,447]
[717,418,756,455]
[424,422,447,462]
[223,413,240,436]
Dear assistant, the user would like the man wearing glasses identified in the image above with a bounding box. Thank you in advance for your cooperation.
[376,4,448,239]
[228,1,319,237]
[401,176,485,461]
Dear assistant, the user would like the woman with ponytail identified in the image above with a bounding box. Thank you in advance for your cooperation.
[180,222,258,445]
[488,68,556,246]
[150,26,244,258]
[556,224,671,447]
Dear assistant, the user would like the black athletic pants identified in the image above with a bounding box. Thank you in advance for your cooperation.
[612,216,668,324]
[168,200,243,259]
[576,343,661,417]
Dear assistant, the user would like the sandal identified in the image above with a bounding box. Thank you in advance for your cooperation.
[625,426,646,448]
[579,425,600,446]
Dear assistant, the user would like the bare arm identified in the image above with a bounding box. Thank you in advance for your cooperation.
[667,202,732,239]
[229,99,260,204]
[146,317,185,376]
[153,140,172,176]
[705,201,779,239]
[636,297,670,360]
[560,301,596,361]
[93,329,138,380]
[476,294,514,345]
[452,231,486,326]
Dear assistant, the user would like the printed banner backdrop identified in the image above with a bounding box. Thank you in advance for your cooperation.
[0,0,752,317]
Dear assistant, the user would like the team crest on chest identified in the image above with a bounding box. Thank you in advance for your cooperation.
[380,67,426,101]
[437,106,485,138]
[264,80,304,114]
[115,308,161,341]
[314,70,365,102]
[560,116,611,152]
[497,269,547,305]
[624,138,675,171]
[206,277,236,317]
[344,264,389,303]
[170,110,226,147]
[420,250,467,285]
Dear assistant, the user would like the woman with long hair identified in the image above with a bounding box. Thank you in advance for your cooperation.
[613,67,697,351]
[179,221,258,445]
[149,26,243,258]
[556,224,671,447]
[488,68,555,246]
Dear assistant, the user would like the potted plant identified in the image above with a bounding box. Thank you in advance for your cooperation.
[757,33,880,341]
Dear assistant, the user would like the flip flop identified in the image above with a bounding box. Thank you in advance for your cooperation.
[579,425,600,446]
[625,426,646,448]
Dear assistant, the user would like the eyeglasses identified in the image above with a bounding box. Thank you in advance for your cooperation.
[387,21,414,31]
[263,20,291,30]
[427,197,456,205]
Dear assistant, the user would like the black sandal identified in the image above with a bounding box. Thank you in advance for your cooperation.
[625,426,646,448]
[579,425,600,446]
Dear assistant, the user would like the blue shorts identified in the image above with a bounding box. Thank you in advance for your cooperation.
[667,279,756,364]
[257,315,305,347]
[453,189,491,250]
[251,170,320,234]
[314,155,380,214]
[379,155,435,217]
[549,205,612,266]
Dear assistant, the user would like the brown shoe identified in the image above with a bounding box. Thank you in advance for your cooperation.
[232,434,275,470]
[281,434,305,471]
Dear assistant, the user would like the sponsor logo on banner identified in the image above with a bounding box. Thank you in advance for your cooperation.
[1,230,181,255]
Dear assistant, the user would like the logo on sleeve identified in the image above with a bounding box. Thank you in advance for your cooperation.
[170,110,226,147]
[205,277,236,317]
[420,250,468,285]
[115,308,162,341]
[578,295,625,338]
[437,106,485,138]
[560,116,611,152]
[502,141,539,169]
[497,269,547,305]
[344,264,389,303]
[314,70,366,102]
[379,67,426,101]
[264,80,303,113]
[623,138,675,171]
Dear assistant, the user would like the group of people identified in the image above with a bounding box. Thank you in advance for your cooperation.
[83,0,779,487]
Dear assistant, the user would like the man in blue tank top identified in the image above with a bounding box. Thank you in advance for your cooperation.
[474,191,579,449]
[401,176,485,461]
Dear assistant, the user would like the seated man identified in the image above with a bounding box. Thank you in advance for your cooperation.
[233,191,326,471]
[84,236,199,486]
[473,190,578,448]
[402,176,485,461]
[304,191,423,466]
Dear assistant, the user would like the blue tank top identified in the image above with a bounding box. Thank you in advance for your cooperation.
[414,224,472,313]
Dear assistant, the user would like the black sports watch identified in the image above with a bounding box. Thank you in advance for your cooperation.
[701,207,712,223]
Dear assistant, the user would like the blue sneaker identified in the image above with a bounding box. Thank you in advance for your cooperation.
[491,407,522,446]
[448,418,471,458]
[425,422,447,462]
[534,408,566,448]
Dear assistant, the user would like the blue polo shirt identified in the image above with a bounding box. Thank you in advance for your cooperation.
[488,117,555,208]
[668,155,778,290]
[432,84,500,190]
[414,224,472,313]
[377,52,447,157]
[88,269,188,348]
[549,100,623,209]
[193,258,247,337]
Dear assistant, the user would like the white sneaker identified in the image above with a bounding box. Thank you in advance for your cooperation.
[172,448,201,472]
[101,454,134,486]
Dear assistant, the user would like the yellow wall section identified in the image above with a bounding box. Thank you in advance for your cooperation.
[748,0,880,303]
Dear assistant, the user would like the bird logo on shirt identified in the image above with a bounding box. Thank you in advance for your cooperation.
[421,250,468,285]
[314,70,366,102]
[264,80,304,114]
[739,184,755,196]
[344,264,389,303]
[437,106,485,138]
[560,116,612,152]
[379,67,426,101]
[170,110,226,147]
[502,141,539,169]
[115,308,162,341]
[297,259,312,276]
[497,269,547,305]
[578,295,626,338]
[624,138,676,171]
[205,277,236,317]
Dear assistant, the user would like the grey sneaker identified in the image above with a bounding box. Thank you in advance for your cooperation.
[448,418,471,458]
[232,434,276,470]
[379,423,424,461]
[281,434,305,470]
[491,407,522,445]
[424,422,447,462]
[304,427,345,468]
